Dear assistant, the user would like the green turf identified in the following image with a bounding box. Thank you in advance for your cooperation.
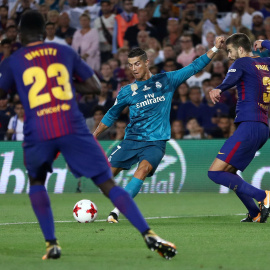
[0,193,269,270]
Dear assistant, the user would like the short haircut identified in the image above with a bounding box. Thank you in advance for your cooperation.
[0,5,8,11]
[92,105,106,115]
[80,13,90,20]
[1,38,11,46]
[226,33,252,52]
[128,47,148,61]
[45,21,55,27]
[20,10,45,37]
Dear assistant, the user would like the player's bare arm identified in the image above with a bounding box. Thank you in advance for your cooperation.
[74,74,101,95]
[206,36,225,59]
[93,122,109,138]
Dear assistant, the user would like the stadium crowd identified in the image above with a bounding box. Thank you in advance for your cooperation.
[0,0,269,141]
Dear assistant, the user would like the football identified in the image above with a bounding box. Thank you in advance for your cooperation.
[73,199,98,223]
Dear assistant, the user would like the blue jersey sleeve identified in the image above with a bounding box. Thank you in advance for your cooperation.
[166,54,211,89]
[262,40,270,51]
[101,87,130,127]
[0,58,15,92]
[216,60,243,92]
[72,49,94,81]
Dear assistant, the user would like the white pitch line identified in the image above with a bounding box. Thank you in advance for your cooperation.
[0,213,246,226]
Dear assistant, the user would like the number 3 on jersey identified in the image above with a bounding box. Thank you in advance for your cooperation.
[263,76,270,103]
[23,63,73,109]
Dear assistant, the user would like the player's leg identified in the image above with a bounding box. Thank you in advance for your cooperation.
[208,158,262,221]
[60,134,177,259]
[24,141,61,259]
[208,122,270,222]
[108,161,152,223]
[96,176,177,259]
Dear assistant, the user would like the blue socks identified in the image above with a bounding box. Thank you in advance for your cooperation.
[109,186,149,233]
[124,177,143,198]
[208,171,266,216]
[29,185,56,241]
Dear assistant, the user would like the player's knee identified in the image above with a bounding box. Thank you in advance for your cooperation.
[208,171,222,184]
[136,166,151,179]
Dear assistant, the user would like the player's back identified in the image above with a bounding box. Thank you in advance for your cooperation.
[5,42,90,142]
[233,56,270,125]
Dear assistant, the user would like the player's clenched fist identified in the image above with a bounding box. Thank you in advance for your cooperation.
[215,36,225,50]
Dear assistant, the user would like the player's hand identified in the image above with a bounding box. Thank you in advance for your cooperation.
[214,36,225,50]
[254,40,264,51]
[209,89,221,104]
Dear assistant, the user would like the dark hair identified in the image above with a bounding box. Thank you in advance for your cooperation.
[45,21,55,27]
[1,38,12,46]
[225,33,252,52]
[211,73,223,79]
[20,11,45,45]
[6,25,17,32]
[128,47,148,61]
[92,105,106,115]
[0,5,8,11]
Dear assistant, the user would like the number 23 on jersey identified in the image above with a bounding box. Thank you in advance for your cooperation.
[23,63,73,109]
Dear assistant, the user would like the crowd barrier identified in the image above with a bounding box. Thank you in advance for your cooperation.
[0,139,269,194]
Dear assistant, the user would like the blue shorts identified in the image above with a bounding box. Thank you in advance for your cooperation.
[23,133,112,185]
[217,122,269,171]
[108,139,166,177]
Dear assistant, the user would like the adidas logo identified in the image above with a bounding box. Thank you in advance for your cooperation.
[143,85,151,91]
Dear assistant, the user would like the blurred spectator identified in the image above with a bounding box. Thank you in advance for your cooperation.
[0,38,11,62]
[215,115,232,138]
[200,86,229,135]
[72,13,100,71]
[195,44,207,57]
[177,86,204,125]
[263,17,270,40]
[38,0,63,11]
[163,18,181,55]
[156,44,182,72]
[171,120,184,139]
[90,80,115,111]
[149,1,170,42]
[84,0,101,28]
[0,5,8,34]
[7,101,24,141]
[179,0,201,45]
[186,57,211,89]
[0,95,14,117]
[124,9,158,49]
[183,117,206,139]
[194,3,225,47]
[171,82,189,122]
[55,12,76,43]
[39,4,49,21]
[223,0,253,33]
[4,25,21,53]
[162,58,178,72]
[100,62,118,91]
[108,0,123,15]
[137,30,150,50]
[205,31,215,51]
[260,0,270,18]
[86,105,111,139]
[94,0,115,63]
[47,10,60,27]
[251,11,265,38]
[45,22,68,45]
[63,0,84,30]
[10,0,33,25]
[133,0,150,10]
[211,61,226,78]
[148,37,163,62]
[111,120,127,140]
[177,34,196,67]
[112,0,138,53]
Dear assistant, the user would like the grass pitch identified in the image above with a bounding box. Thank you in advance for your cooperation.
[0,193,269,270]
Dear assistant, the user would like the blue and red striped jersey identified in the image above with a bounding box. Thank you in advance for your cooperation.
[0,42,94,142]
[217,49,270,125]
